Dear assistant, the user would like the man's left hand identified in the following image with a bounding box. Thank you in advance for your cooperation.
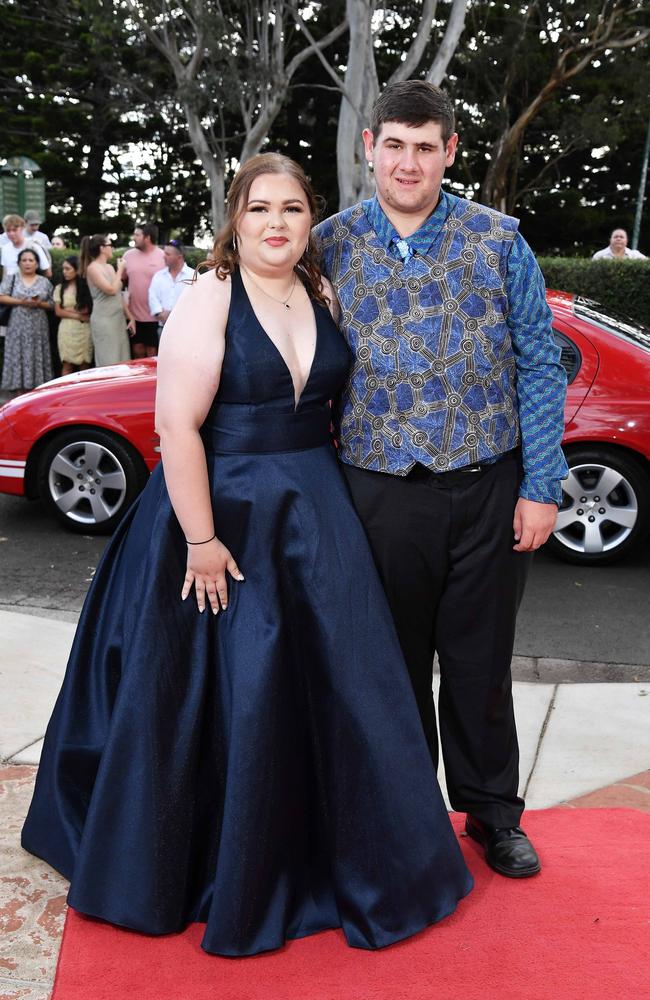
[513,497,558,552]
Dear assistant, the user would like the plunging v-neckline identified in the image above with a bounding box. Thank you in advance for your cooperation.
[239,270,320,411]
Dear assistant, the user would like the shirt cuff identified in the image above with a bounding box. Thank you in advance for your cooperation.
[519,476,564,507]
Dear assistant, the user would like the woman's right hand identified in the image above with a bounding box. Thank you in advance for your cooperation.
[182,536,244,614]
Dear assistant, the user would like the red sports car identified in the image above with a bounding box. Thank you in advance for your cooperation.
[1,293,649,565]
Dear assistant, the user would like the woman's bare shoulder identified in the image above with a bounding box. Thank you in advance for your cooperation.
[187,267,232,300]
[174,268,232,327]
[161,269,232,352]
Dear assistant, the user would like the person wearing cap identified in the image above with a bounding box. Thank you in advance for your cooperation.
[1,211,52,251]
[148,240,194,336]
[1,215,52,279]
[23,210,53,251]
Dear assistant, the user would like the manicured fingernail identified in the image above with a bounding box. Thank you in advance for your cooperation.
[199,607,205,613]
[236,573,245,581]
[212,607,218,615]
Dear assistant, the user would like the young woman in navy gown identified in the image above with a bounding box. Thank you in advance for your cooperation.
[22,153,472,957]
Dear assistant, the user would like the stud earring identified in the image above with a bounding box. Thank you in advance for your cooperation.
[367,162,374,173]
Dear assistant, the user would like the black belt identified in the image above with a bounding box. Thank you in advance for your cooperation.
[406,448,518,485]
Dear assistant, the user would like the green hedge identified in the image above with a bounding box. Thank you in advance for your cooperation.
[12,248,650,327]
[538,258,650,327]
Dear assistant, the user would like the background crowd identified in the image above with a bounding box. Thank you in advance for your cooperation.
[1,204,647,399]
[0,215,194,395]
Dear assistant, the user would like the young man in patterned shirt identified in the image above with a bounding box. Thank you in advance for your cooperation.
[316,80,568,879]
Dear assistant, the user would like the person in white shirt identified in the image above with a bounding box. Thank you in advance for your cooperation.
[592,228,647,260]
[1,215,52,278]
[148,240,194,333]
[23,210,53,251]
[0,210,53,251]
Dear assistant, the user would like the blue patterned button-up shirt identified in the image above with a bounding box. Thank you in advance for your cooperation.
[317,192,568,505]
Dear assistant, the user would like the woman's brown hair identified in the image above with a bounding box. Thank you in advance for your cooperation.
[79,235,107,278]
[201,153,329,307]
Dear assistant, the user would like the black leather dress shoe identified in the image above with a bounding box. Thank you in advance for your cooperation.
[465,816,541,878]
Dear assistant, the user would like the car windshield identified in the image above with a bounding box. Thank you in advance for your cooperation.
[574,297,650,353]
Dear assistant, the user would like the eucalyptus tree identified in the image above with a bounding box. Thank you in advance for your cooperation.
[463,0,650,215]
[124,1,348,229]
[0,0,145,234]
[292,0,469,208]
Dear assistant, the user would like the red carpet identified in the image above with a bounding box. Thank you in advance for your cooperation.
[51,809,650,1000]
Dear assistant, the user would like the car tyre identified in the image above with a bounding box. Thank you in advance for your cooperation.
[545,446,650,565]
[38,428,148,534]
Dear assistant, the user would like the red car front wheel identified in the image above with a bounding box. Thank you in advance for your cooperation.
[38,428,149,534]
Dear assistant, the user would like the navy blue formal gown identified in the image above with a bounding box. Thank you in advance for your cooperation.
[22,269,473,957]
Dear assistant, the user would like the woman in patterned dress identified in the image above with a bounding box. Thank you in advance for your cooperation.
[0,247,53,395]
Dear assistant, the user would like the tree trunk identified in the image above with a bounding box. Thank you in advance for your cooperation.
[480,9,650,212]
[336,0,469,210]
[481,130,511,213]
[83,135,107,223]
[336,0,376,209]
[239,87,287,164]
[481,66,563,212]
[81,73,110,225]
[427,0,468,86]
[183,101,226,232]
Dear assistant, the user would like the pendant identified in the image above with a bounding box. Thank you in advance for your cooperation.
[285,303,291,309]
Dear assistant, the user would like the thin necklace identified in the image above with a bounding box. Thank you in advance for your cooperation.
[241,265,297,309]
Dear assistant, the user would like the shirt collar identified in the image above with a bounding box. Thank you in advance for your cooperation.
[166,263,192,280]
[362,191,453,258]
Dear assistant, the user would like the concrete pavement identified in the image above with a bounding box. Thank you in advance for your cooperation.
[1,606,649,999]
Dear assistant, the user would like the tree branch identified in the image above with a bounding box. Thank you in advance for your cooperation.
[287,8,354,106]
[388,0,437,84]
[427,0,468,85]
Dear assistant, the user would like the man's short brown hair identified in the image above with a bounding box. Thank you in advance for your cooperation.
[371,81,455,143]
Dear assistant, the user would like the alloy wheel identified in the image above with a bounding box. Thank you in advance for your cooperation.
[553,462,638,556]
[47,439,128,525]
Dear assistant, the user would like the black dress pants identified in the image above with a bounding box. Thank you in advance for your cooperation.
[342,452,531,829]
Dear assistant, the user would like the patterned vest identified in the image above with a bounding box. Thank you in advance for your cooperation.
[317,196,521,474]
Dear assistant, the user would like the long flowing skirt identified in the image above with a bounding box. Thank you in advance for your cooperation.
[22,443,473,956]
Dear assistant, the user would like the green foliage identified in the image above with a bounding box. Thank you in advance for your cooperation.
[2,1,649,252]
[0,0,208,242]
[0,0,142,237]
[448,0,650,254]
[538,258,650,325]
